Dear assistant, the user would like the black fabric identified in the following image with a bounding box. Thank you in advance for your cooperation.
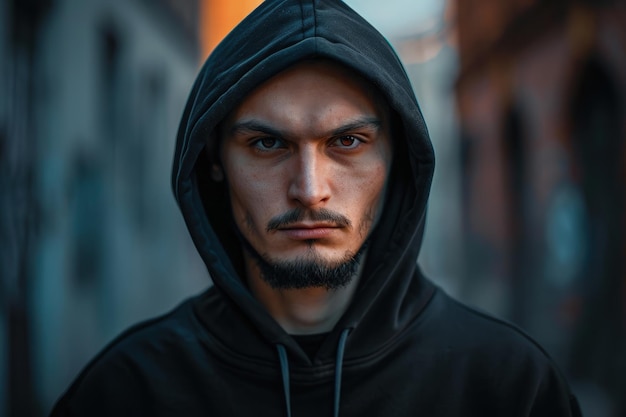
[50,0,582,416]
[292,333,329,360]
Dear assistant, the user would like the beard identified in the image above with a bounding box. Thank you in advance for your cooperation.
[238,232,368,290]
[234,207,373,290]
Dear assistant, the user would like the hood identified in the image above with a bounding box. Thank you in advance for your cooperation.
[172,0,435,365]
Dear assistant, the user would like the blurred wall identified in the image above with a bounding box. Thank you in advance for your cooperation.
[2,1,55,416]
[32,0,210,413]
[2,0,210,415]
[455,1,626,415]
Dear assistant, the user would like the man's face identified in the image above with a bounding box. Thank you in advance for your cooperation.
[219,60,392,288]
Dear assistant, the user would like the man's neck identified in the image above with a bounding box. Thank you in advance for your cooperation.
[245,256,361,335]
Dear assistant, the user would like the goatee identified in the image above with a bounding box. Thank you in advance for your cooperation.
[235,207,370,290]
[241,237,367,290]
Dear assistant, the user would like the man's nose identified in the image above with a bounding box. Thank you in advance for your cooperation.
[287,147,331,208]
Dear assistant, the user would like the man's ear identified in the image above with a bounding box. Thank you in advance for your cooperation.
[210,164,224,182]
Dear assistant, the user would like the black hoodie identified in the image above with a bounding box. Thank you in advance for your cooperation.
[51,1,582,416]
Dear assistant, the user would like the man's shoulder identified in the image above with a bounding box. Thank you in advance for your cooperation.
[424,289,558,365]
[50,293,209,416]
[97,294,203,360]
[394,288,582,416]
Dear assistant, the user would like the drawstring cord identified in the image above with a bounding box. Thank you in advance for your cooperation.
[276,344,292,417]
[275,327,352,417]
[333,328,351,417]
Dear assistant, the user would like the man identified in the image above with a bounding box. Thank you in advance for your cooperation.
[51,0,582,416]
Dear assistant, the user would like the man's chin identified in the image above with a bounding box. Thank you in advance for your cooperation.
[237,228,369,290]
[249,245,367,290]
[269,247,346,267]
[256,256,361,290]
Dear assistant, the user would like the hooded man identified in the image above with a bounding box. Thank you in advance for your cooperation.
[51,1,582,416]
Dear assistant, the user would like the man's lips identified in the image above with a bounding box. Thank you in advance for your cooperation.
[277,223,341,240]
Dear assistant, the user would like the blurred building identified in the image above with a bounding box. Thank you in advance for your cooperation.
[2,1,55,416]
[393,3,463,299]
[2,0,210,415]
[454,0,626,415]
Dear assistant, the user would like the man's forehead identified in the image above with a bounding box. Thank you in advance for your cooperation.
[222,58,391,132]
[258,58,368,89]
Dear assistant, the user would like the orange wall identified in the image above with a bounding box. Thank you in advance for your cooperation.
[200,0,263,60]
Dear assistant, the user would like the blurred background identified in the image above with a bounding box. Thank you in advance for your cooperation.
[1,0,624,415]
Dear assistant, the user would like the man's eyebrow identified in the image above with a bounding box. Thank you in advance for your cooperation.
[330,117,382,136]
[227,117,382,138]
[228,120,285,138]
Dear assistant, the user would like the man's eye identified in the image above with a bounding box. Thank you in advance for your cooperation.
[252,137,284,150]
[332,135,361,149]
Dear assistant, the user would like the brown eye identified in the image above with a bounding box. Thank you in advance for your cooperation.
[252,137,284,151]
[260,137,277,148]
[340,137,355,146]
[333,135,361,149]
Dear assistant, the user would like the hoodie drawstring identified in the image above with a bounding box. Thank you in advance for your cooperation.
[276,344,292,417]
[275,328,352,417]
[333,328,351,417]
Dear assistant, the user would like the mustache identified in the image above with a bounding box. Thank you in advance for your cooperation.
[266,208,352,232]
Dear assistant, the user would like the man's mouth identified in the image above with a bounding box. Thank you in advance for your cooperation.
[266,208,351,233]
[278,223,341,240]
